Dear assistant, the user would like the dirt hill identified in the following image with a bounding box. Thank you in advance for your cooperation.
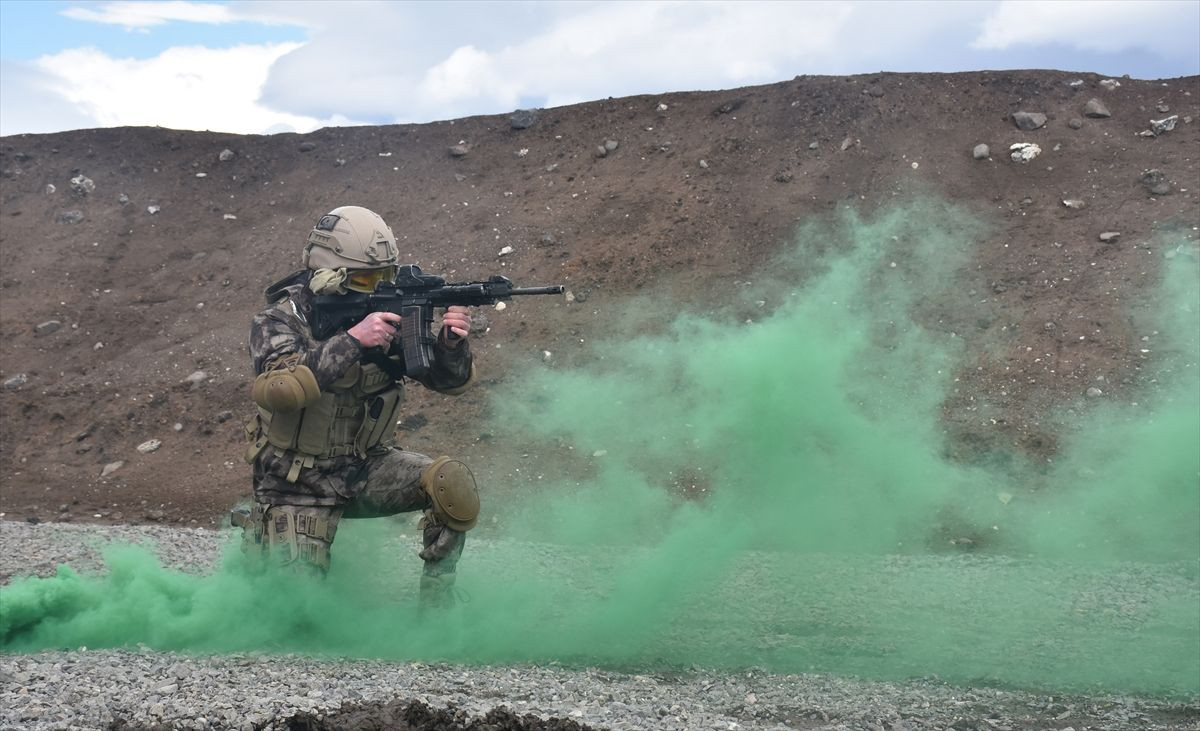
[1,70,1197,527]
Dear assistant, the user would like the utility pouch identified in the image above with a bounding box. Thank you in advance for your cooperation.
[354,388,403,456]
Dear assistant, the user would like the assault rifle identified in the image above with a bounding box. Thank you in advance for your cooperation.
[310,265,564,379]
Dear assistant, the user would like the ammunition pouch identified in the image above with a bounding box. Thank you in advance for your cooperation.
[244,357,405,480]
[249,504,342,574]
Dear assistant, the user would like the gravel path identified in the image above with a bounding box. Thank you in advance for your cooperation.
[1,521,1197,731]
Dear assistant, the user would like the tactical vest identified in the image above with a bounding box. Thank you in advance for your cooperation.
[247,359,404,481]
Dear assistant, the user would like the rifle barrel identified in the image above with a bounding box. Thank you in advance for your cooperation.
[510,286,565,295]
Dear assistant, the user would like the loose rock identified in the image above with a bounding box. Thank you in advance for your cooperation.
[137,439,163,454]
[298,142,318,152]
[69,174,95,196]
[118,193,130,205]
[604,140,619,152]
[1062,199,1086,210]
[1150,115,1178,135]
[218,148,235,162]
[972,144,990,160]
[217,410,235,423]
[185,370,208,386]
[1082,100,1110,119]
[100,461,124,477]
[1068,118,1083,129]
[448,144,470,157]
[1009,143,1041,163]
[34,320,62,336]
[2,374,28,391]
[510,109,539,130]
[1099,232,1121,243]
[774,171,794,183]
[44,183,55,194]
[1140,169,1171,196]
[1099,79,1121,91]
[55,210,84,224]
[1012,112,1047,131]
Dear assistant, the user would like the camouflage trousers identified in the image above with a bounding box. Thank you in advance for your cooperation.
[243,448,466,583]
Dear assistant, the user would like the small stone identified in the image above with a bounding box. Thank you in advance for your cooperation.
[808,141,819,150]
[774,171,794,183]
[1068,79,1084,88]
[498,246,514,256]
[604,139,619,152]
[865,85,884,97]
[1009,143,1041,163]
[34,320,62,335]
[542,350,552,362]
[2,374,28,391]
[173,423,184,432]
[1083,98,1110,118]
[185,370,209,386]
[454,173,467,182]
[298,141,317,152]
[219,148,235,162]
[1099,232,1121,243]
[594,146,608,158]
[147,205,160,214]
[195,172,207,178]
[1099,79,1121,91]
[1141,169,1171,196]
[1151,115,1178,135]
[1068,118,1083,129]
[146,509,166,522]
[510,109,539,129]
[592,450,608,458]
[1086,387,1103,397]
[217,410,235,423]
[698,159,709,169]
[1012,111,1047,130]
[101,461,124,477]
[223,213,237,220]
[137,439,162,454]
[973,144,990,160]
[44,183,56,194]
[69,174,95,195]
[118,193,130,205]
[1156,103,1170,113]
[448,144,470,157]
[656,103,668,112]
[840,136,856,151]
[494,301,507,311]
[55,210,84,224]
[1062,199,1086,209]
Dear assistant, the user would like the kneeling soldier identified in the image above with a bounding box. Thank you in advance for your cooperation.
[241,205,479,608]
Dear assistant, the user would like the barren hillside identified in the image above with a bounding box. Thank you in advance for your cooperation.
[1,69,1197,525]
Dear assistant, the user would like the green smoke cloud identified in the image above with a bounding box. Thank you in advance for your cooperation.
[3,199,1197,697]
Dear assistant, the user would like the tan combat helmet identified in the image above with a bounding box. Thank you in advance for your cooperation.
[302,206,399,271]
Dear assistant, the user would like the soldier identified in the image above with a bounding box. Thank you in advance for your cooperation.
[241,205,479,608]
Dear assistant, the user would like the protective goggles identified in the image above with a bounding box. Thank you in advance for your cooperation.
[345,266,396,293]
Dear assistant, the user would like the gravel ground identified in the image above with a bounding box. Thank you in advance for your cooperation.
[1,521,1197,731]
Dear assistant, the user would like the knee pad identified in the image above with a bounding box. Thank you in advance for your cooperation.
[260,504,341,574]
[420,456,480,531]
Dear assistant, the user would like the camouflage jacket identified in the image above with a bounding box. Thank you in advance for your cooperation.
[248,282,474,505]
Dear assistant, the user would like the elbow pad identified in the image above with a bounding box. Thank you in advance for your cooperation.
[252,359,321,413]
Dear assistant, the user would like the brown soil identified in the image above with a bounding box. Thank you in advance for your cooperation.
[1,70,1198,526]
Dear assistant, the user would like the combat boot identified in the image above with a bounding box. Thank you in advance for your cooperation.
[418,573,458,612]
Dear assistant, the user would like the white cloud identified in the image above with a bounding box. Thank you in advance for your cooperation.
[0,60,97,136]
[972,0,1199,57]
[61,1,237,29]
[31,43,355,135]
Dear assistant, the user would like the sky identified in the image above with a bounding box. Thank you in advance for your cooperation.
[1,0,1197,137]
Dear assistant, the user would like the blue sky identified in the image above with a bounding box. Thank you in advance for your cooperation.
[1,0,1197,136]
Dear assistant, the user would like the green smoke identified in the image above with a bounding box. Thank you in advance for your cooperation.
[3,199,1197,697]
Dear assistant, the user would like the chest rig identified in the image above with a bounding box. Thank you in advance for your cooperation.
[247,358,404,481]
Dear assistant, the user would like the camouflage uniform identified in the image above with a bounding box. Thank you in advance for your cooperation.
[244,280,474,589]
